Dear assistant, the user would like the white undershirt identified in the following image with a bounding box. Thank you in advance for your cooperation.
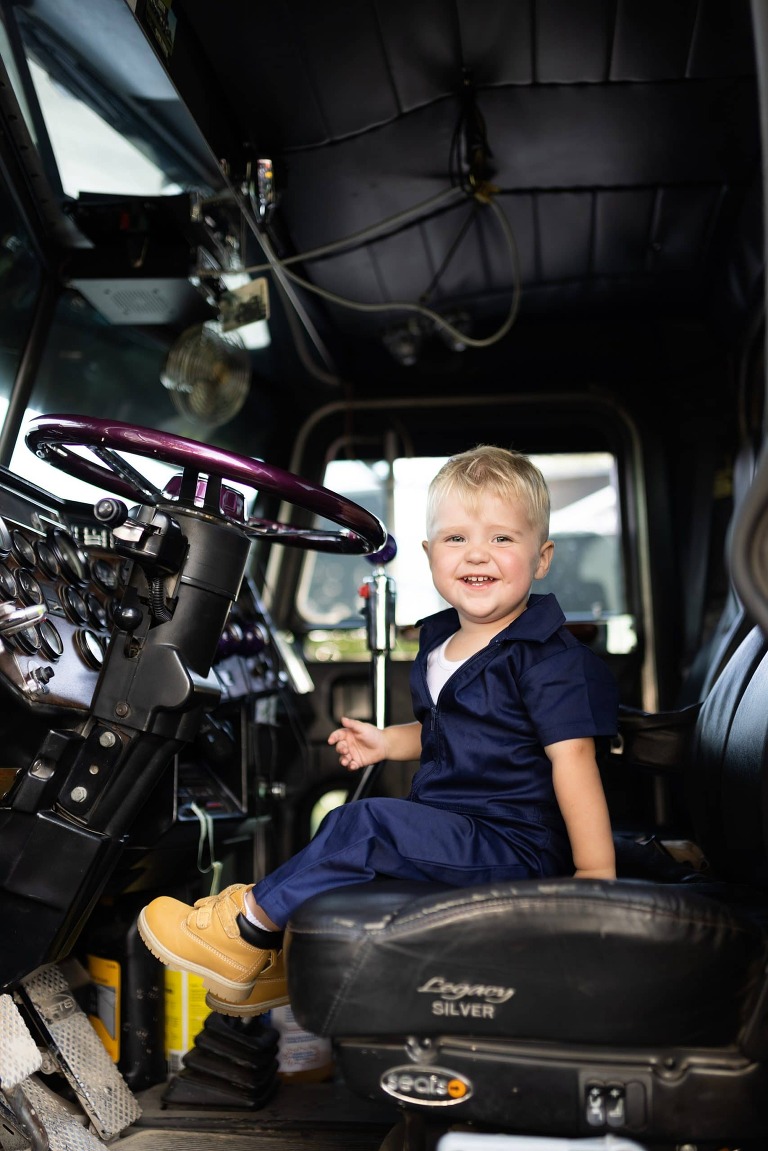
[426,634,467,703]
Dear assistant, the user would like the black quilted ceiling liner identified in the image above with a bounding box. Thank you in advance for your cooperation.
[170,0,761,346]
[16,0,765,390]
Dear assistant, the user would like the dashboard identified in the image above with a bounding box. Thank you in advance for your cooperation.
[0,463,306,835]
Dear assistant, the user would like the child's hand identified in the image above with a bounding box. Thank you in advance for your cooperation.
[328,716,387,771]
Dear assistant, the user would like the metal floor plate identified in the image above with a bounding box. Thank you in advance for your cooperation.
[20,1078,108,1151]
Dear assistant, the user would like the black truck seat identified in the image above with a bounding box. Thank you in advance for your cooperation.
[677,439,758,706]
[285,625,768,1144]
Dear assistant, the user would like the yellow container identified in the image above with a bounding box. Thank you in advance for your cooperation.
[87,954,121,1063]
[163,969,211,1075]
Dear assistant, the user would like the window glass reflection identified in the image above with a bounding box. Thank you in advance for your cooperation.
[9,290,267,503]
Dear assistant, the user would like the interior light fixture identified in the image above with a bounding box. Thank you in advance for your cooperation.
[384,311,474,365]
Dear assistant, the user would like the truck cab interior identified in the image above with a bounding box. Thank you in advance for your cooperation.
[0,2,768,1149]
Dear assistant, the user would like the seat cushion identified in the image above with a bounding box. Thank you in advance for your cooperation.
[286,877,768,1049]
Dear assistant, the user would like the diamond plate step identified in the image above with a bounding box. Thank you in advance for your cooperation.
[0,994,41,1091]
[19,965,141,1140]
[22,1077,109,1151]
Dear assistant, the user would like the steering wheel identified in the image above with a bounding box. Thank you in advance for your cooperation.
[25,414,388,555]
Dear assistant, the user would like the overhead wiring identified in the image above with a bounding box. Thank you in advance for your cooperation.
[205,75,522,354]
[233,183,466,275]
[249,192,522,350]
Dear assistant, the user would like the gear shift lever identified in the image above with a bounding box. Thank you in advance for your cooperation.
[347,534,397,803]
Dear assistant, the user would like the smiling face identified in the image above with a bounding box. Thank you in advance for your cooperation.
[423,489,554,637]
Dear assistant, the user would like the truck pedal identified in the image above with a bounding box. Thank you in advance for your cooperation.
[20,1076,110,1151]
[0,994,42,1150]
[18,965,141,1141]
[0,993,41,1089]
[1,992,109,1150]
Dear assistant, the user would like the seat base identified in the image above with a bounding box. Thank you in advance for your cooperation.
[335,1033,768,1142]
[286,875,768,1142]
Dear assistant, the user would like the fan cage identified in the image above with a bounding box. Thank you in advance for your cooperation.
[161,323,251,429]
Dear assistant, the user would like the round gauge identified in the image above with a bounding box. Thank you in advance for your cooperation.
[13,625,41,655]
[61,585,89,624]
[0,518,11,560]
[0,562,16,600]
[75,628,105,670]
[48,529,88,584]
[16,569,44,605]
[11,530,36,568]
[35,540,61,579]
[85,593,108,629]
[91,558,119,592]
[39,619,64,661]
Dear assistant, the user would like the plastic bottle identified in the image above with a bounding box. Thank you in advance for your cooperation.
[269,1005,334,1082]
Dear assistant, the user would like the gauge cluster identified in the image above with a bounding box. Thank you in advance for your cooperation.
[0,468,303,716]
[0,471,124,711]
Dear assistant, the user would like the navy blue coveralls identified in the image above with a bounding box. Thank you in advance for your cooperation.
[254,593,619,927]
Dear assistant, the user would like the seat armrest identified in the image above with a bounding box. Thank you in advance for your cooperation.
[615,702,701,772]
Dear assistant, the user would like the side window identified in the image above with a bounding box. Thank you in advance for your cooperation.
[296,452,635,660]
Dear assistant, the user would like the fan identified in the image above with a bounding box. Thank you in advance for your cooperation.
[161,322,251,429]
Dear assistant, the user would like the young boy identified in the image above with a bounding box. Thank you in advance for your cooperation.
[138,445,618,1016]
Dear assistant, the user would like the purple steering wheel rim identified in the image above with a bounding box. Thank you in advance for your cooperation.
[25,414,388,555]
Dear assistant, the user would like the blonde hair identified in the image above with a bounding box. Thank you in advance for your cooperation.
[426,445,551,543]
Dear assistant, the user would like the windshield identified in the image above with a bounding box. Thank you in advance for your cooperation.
[0,5,274,494]
[27,58,182,200]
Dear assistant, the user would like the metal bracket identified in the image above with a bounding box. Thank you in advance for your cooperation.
[1,991,108,1150]
[18,965,140,1141]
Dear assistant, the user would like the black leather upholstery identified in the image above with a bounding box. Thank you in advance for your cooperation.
[286,625,768,1141]
[288,878,768,1048]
